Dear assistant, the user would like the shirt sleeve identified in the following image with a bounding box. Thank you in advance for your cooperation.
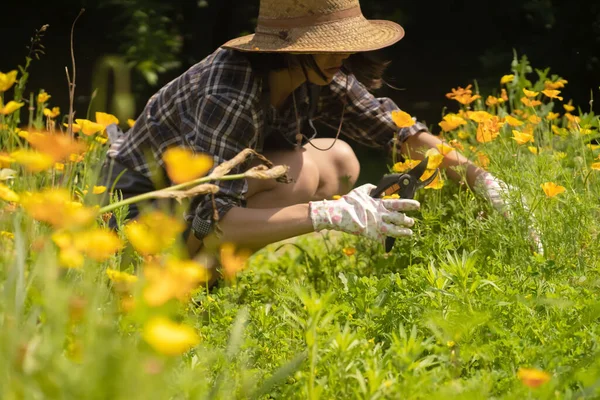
[317,72,429,153]
[187,92,261,240]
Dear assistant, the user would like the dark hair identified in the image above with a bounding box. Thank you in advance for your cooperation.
[244,52,390,91]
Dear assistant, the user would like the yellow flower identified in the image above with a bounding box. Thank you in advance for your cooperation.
[1,231,14,240]
[54,162,65,171]
[21,189,97,228]
[92,185,107,195]
[552,125,567,136]
[591,162,600,171]
[0,101,24,115]
[546,112,560,121]
[564,113,580,125]
[0,183,19,202]
[504,115,524,127]
[527,146,539,155]
[455,93,481,105]
[438,114,467,132]
[43,107,60,119]
[421,169,444,190]
[424,148,444,169]
[500,88,509,102]
[521,97,542,107]
[392,159,420,173]
[527,115,542,124]
[0,70,18,92]
[95,112,119,128]
[220,242,252,280]
[27,131,86,162]
[522,88,539,98]
[541,89,563,101]
[457,130,470,140]
[106,268,138,283]
[143,259,210,306]
[59,246,85,269]
[466,110,493,123]
[512,130,534,145]
[37,91,51,103]
[382,194,400,199]
[143,317,200,356]
[162,147,214,184]
[500,74,514,85]
[10,150,54,172]
[448,139,464,151]
[517,368,551,388]
[445,84,481,105]
[475,152,490,169]
[127,118,136,128]
[436,143,455,156]
[391,110,415,128]
[95,136,108,145]
[73,229,122,261]
[74,119,105,136]
[342,247,356,256]
[124,211,185,255]
[541,182,565,198]
[476,117,502,143]
[553,151,567,160]
[563,101,575,112]
[544,79,567,90]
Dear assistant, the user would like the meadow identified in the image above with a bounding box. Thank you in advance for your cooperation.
[0,30,599,399]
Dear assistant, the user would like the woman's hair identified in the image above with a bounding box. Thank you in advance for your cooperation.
[244,52,390,91]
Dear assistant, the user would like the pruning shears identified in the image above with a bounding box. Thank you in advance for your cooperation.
[370,157,438,252]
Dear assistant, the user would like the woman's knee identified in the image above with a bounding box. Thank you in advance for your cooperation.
[330,140,360,193]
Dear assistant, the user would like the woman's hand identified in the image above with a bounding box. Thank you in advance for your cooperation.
[308,184,420,246]
[474,172,544,254]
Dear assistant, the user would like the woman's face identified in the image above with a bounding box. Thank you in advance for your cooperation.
[306,53,352,85]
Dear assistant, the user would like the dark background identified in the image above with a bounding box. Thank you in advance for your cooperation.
[1,0,599,135]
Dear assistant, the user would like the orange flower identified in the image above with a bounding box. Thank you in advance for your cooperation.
[74,119,105,136]
[521,97,542,107]
[466,111,493,123]
[438,114,467,132]
[542,89,563,101]
[421,169,444,190]
[424,148,444,170]
[43,107,60,119]
[522,88,539,98]
[546,112,560,121]
[342,247,356,256]
[476,117,502,143]
[527,115,542,124]
[517,368,551,388]
[37,91,51,104]
[27,131,86,163]
[162,147,214,184]
[0,183,19,203]
[590,162,600,170]
[143,259,210,306]
[475,152,490,169]
[124,211,185,256]
[391,110,415,128]
[541,182,565,198]
[544,79,567,90]
[563,101,575,112]
[485,96,500,106]
[142,317,200,356]
[448,139,464,151]
[95,112,119,128]
[9,150,54,172]
[500,88,509,102]
[21,189,97,229]
[435,143,455,156]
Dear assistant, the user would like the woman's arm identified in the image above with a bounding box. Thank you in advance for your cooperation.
[400,130,487,189]
[194,204,314,253]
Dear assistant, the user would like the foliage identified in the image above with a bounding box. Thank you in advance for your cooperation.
[1,30,600,400]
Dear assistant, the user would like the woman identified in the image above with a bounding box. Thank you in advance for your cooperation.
[103,0,523,258]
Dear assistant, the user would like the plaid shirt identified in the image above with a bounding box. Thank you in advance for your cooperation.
[107,47,428,239]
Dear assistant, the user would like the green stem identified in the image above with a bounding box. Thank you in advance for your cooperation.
[97,172,249,214]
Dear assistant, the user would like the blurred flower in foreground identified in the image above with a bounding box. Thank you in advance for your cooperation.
[52,229,122,268]
[220,243,252,280]
[10,150,54,172]
[143,317,200,356]
[0,70,18,92]
[143,259,210,306]
[26,131,86,162]
[541,182,565,198]
[21,189,97,229]
[162,147,214,184]
[0,183,19,202]
[124,211,185,256]
[391,110,415,128]
[0,101,24,115]
[517,368,551,388]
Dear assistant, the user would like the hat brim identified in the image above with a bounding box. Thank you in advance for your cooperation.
[222,18,405,53]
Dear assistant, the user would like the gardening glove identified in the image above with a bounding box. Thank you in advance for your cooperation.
[308,184,420,247]
[474,172,544,255]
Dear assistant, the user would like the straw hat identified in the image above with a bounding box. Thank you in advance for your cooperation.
[222,0,405,53]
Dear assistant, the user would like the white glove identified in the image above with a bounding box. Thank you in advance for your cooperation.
[308,184,420,246]
[474,172,544,255]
